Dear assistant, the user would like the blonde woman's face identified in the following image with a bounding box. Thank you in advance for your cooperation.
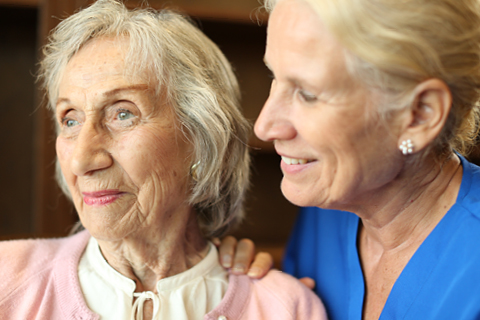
[255,0,403,210]
[55,37,193,240]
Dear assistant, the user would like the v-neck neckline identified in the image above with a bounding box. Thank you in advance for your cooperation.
[346,154,471,319]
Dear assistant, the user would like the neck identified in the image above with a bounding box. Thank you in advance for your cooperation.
[353,152,462,251]
[96,206,208,292]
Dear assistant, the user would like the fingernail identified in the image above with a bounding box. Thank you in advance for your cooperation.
[232,264,246,273]
[247,267,261,277]
[222,255,232,268]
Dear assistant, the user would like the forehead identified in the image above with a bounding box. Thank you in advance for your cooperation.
[61,37,149,89]
[269,1,340,54]
[266,0,351,87]
[67,37,127,72]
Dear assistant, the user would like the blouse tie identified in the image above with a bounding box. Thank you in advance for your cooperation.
[131,291,160,320]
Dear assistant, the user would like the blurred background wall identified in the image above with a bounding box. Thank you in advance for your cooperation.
[0,0,298,266]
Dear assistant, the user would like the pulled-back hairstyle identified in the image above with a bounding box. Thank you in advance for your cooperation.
[265,0,480,156]
[39,0,251,237]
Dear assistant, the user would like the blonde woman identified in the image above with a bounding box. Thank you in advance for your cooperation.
[222,0,480,319]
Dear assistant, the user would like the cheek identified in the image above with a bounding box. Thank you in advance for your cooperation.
[300,113,348,158]
[120,142,189,213]
[117,130,189,185]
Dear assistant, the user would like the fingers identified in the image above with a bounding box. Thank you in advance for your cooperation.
[231,238,255,274]
[217,236,274,279]
[246,251,274,278]
[299,277,316,290]
[218,236,237,268]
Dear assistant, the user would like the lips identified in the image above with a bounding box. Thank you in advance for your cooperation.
[277,153,317,176]
[82,190,124,206]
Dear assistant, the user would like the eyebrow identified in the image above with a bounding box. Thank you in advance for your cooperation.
[56,84,151,107]
[56,97,71,106]
[103,84,150,98]
[263,56,302,87]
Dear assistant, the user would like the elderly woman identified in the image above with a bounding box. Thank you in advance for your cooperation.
[223,0,480,319]
[0,1,326,319]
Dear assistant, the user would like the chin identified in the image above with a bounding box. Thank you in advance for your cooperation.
[281,181,315,208]
[79,215,128,241]
[281,180,337,209]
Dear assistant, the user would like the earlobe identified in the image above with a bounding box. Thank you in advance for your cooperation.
[398,78,452,155]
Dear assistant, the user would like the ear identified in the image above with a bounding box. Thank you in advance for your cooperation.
[398,78,452,154]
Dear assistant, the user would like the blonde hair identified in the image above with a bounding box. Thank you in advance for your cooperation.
[265,0,480,156]
[39,0,251,237]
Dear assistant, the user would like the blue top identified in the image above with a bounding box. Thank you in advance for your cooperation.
[283,155,480,320]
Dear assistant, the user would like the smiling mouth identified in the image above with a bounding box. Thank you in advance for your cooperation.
[281,156,313,165]
[82,190,124,206]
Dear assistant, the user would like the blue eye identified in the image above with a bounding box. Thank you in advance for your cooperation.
[118,110,134,121]
[64,119,79,127]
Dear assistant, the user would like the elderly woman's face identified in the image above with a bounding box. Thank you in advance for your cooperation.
[255,0,402,209]
[55,37,193,240]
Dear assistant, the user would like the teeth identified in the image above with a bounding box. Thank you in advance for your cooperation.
[282,156,308,165]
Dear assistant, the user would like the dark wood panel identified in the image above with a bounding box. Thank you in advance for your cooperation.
[30,0,81,237]
[0,0,37,7]
[125,0,268,23]
[1,0,268,22]
[0,6,37,236]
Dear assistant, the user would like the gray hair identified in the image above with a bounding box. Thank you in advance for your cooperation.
[265,0,480,157]
[39,0,251,237]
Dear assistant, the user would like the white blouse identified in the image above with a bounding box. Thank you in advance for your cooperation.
[78,237,228,320]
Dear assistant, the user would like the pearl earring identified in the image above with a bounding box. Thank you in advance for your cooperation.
[399,139,414,155]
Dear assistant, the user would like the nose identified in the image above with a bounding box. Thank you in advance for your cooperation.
[70,122,113,176]
[254,89,297,142]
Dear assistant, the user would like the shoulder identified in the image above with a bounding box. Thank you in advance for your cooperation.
[0,230,90,274]
[0,231,90,302]
[252,269,310,291]
[252,270,324,305]
[236,270,327,319]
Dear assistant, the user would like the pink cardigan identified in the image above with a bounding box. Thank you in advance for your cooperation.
[0,231,327,320]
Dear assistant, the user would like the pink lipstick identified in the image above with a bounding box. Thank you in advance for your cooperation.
[82,190,124,206]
